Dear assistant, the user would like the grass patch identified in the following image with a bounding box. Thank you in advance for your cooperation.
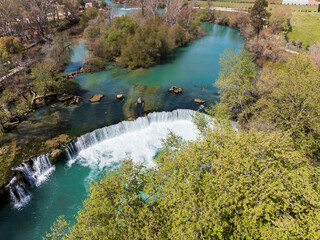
[197,0,318,11]
[288,12,320,45]
[196,1,320,45]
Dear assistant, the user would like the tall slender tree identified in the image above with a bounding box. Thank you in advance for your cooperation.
[250,0,270,33]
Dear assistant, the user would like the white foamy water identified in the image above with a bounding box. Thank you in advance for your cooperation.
[7,110,203,208]
[67,110,200,172]
[8,154,55,209]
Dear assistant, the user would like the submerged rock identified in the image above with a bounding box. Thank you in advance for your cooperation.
[58,94,74,102]
[90,94,104,103]
[169,86,183,94]
[194,98,206,104]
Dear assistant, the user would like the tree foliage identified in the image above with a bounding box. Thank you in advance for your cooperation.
[254,55,320,158]
[215,48,257,121]
[0,36,23,62]
[46,123,320,239]
[269,6,292,33]
[0,89,31,130]
[85,14,203,70]
[31,62,79,96]
[250,0,270,33]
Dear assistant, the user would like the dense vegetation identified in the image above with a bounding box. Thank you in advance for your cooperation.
[82,1,203,70]
[0,33,79,135]
[46,120,320,239]
[42,1,320,239]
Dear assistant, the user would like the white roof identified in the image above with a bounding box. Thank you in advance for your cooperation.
[282,0,309,5]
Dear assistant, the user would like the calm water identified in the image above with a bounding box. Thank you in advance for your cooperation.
[0,23,243,240]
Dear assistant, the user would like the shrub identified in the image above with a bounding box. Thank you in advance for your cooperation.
[0,37,23,61]
[83,55,105,72]
[79,7,98,25]
[119,24,166,69]
[84,26,100,40]
[62,79,80,94]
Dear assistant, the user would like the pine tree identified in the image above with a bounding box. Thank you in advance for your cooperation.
[250,0,270,33]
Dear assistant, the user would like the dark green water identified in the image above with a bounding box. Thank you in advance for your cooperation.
[0,23,243,240]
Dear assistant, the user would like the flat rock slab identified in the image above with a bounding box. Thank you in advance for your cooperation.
[194,98,206,104]
[90,94,104,103]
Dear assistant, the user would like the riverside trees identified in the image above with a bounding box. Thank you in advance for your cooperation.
[45,124,320,239]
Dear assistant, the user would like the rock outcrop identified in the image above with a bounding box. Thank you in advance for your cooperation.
[50,149,66,163]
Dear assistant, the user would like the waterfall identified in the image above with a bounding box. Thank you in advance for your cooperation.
[66,109,195,160]
[7,154,55,209]
[6,109,201,209]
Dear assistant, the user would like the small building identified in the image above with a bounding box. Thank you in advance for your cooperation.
[85,2,93,8]
[282,0,319,4]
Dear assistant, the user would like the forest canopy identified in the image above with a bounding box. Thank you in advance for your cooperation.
[45,120,320,239]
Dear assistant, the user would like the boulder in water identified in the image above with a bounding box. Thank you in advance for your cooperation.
[116,94,124,99]
[169,86,183,94]
[194,98,206,104]
[90,94,104,103]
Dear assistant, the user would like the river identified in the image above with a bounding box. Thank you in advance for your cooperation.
[0,11,244,240]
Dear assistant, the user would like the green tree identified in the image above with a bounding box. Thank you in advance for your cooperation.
[250,0,270,33]
[98,15,139,61]
[0,89,32,132]
[31,62,79,96]
[254,54,320,158]
[215,48,257,121]
[0,36,23,62]
[31,62,62,96]
[80,7,99,24]
[50,33,72,71]
[269,6,292,33]
[46,126,320,239]
[119,24,166,69]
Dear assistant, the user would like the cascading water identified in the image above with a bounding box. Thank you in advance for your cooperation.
[6,110,199,209]
[6,153,55,208]
[66,109,196,161]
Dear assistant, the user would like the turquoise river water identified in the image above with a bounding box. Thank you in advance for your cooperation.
[0,19,243,240]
